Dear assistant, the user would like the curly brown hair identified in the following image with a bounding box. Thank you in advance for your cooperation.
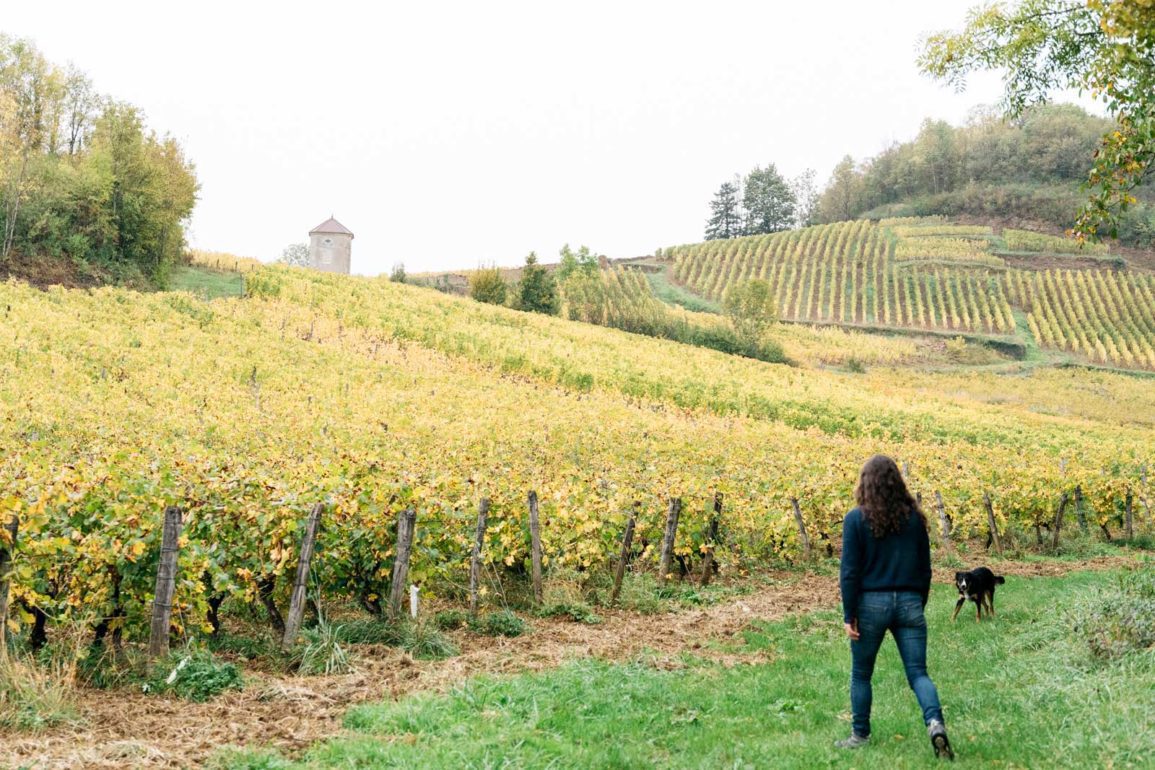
[855,455,926,537]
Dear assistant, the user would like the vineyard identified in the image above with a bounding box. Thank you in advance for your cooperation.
[1,261,1152,660]
[664,217,1155,371]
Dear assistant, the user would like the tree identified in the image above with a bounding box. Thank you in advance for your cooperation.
[705,180,743,240]
[789,169,819,229]
[515,252,558,314]
[469,265,507,305]
[279,242,309,267]
[742,164,796,235]
[390,262,406,283]
[920,0,1155,239]
[556,244,599,282]
[722,279,778,352]
[814,156,865,223]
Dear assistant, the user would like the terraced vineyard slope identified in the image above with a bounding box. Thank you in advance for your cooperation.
[664,217,1154,371]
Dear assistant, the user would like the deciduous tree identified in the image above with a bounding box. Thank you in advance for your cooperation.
[920,0,1155,240]
[742,164,796,235]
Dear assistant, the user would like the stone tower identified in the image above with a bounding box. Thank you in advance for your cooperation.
[308,216,354,274]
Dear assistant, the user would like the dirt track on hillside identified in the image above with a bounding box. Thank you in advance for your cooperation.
[0,555,1133,770]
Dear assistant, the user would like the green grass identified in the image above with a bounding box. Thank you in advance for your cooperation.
[168,266,244,299]
[215,569,1154,768]
[645,268,720,313]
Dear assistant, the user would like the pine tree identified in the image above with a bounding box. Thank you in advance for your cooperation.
[516,252,559,315]
[704,181,743,240]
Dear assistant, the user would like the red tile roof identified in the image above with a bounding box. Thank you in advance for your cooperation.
[309,217,354,237]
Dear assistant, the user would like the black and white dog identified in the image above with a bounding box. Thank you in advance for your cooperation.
[952,567,1005,622]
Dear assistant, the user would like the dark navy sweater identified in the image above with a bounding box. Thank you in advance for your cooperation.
[839,506,932,623]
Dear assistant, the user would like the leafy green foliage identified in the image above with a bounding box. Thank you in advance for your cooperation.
[538,602,601,624]
[0,36,198,284]
[389,263,407,283]
[469,265,508,305]
[556,244,599,282]
[433,609,470,631]
[742,164,796,235]
[514,252,558,314]
[722,279,778,350]
[468,609,528,637]
[920,1,1155,241]
[144,648,243,702]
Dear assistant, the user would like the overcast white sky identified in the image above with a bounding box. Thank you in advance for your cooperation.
[5,1,1068,274]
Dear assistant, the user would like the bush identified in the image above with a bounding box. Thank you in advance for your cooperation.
[468,610,527,637]
[433,609,470,632]
[144,648,243,702]
[1071,567,1155,660]
[539,602,601,624]
[469,265,507,305]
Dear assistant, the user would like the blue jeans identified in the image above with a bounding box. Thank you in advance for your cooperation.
[849,590,943,737]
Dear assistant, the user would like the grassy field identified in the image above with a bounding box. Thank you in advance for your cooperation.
[168,265,245,299]
[214,567,1154,769]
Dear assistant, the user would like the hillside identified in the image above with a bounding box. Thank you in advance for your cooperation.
[2,261,1153,658]
[659,217,1155,372]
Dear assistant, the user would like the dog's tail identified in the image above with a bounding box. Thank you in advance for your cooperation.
[995,575,1005,585]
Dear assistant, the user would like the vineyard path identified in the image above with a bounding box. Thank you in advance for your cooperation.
[0,555,1133,769]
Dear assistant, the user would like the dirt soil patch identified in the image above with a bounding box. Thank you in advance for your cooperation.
[0,557,1131,769]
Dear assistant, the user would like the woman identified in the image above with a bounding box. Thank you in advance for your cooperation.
[836,454,953,760]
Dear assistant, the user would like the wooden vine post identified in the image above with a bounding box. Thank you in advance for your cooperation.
[282,503,324,650]
[0,515,19,662]
[699,493,723,586]
[934,491,952,551]
[1124,492,1134,540]
[1051,493,1070,551]
[148,506,183,660]
[1074,485,1088,534]
[528,491,543,606]
[983,492,1003,556]
[657,497,682,585]
[1141,466,1152,528]
[611,504,638,604]
[790,498,812,560]
[389,508,417,618]
[469,498,490,615]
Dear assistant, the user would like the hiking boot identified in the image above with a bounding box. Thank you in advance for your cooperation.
[834,733,869,749]
[928,719,954,760]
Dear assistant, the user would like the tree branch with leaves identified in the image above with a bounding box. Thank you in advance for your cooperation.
[920,0,1155,241]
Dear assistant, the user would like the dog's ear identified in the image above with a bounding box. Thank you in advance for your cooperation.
[955,572,964,581]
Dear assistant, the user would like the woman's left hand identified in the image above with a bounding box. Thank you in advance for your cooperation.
[844,620,860,640]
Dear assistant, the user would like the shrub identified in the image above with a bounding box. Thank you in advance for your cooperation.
[145,648,243,702]
[469,265,507,305]
[433,609,470,631]
[1071,567,1155,660]
[539,602,601,624]
[336,618,405,646]
[468,610,527,638]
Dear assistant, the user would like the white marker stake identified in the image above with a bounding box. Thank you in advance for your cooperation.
[409,584,419,619]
